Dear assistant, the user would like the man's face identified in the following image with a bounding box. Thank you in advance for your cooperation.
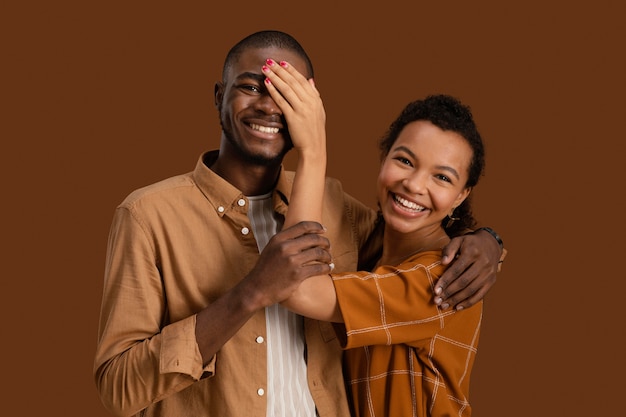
[216,46,311,166]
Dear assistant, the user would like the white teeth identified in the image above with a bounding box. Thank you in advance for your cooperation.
[394,194,425,212]
[250,123,279,134]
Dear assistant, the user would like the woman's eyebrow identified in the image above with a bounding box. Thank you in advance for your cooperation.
[391,145,416,159]
[392,145,461,179]
[435,165,460,180]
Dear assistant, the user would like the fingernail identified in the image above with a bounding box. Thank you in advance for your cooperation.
[329,262,335,271]
[280,60,288,67]
[266,58,275,66]
[441,303,449,310]
[264,78,271,85]
[435,287,442,295]
[262,65,269,73]
[434,297,442,305]
[456,305,464,311]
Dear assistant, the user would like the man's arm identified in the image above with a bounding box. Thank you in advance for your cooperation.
[434,227,507,310]
[95,210,331,416]
[195,221,334,361]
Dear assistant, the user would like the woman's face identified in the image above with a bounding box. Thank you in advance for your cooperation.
[377,120,473,237]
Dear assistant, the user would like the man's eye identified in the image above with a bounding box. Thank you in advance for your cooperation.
[239,84,261,94]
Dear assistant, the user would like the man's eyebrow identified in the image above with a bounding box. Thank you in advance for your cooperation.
[392,145,461,179]
[235,72,265,83]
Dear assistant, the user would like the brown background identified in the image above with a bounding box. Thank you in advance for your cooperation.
[3,1,625,416]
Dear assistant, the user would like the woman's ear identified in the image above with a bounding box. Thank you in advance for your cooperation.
[454,187,472,207]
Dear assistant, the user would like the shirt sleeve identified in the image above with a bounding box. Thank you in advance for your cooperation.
[332,251,455,349]
[94,206,212,417]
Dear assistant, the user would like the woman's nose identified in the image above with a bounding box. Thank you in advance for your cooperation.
[402,173,426,194]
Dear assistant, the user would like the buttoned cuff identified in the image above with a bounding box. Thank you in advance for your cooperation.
[160,315,216,380]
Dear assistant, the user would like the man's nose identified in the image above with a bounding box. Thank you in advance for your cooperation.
[255,92,281,115]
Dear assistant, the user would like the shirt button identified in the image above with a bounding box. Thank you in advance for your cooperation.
[257,388,265,396]
[241,227,249,235]
[217,206,225,213]
[238,198,246,207]
[256,336,264,344]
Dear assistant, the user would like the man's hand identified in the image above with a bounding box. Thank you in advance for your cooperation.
[196,221,332,365]
[434,229,504,310]
[243,221,333,309]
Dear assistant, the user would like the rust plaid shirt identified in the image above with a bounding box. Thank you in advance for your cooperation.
[333,250,483,417]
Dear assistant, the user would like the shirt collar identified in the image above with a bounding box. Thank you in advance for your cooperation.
[192,150,293,217]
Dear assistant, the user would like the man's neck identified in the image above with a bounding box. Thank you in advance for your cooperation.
[209,152,281,197]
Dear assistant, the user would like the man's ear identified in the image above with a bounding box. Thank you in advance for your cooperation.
[214,82,224,109]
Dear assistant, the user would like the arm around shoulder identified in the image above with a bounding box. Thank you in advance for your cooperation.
[435,226,507,310]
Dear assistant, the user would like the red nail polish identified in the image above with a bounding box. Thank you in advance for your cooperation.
[262,65,269,72]
[279,61,288,67]
[266,59,274,66]
[265,78,271,84]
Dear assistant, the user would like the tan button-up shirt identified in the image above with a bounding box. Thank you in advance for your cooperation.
[94,151,378,417]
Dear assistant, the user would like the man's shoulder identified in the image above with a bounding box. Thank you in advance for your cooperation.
[119,172,195,208]
[322,175,345,196]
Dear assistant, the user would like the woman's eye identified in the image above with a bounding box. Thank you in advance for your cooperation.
[393,157,412,166]
[436,174,452,183]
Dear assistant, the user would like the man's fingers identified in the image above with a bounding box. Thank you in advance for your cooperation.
[452,286,489,311]
[435,255,471,295]
[278,221,326,240]
[440,238,461,265]
[436,267,496,309]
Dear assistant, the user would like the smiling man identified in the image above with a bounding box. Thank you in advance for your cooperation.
[93,30,504,417]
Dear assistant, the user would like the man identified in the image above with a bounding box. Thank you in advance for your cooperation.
[94,30,505,417]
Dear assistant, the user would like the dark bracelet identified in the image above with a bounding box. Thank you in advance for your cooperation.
[475,227,504,250]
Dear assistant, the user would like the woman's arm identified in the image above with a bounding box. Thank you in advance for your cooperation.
[262,60,342,322]
[263,59,326,227]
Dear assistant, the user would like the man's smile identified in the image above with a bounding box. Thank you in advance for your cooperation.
[250,123,280,134]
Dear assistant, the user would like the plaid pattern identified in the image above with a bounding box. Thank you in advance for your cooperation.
[333,250,483,417]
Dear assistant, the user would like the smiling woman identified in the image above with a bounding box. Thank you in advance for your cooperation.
[376,120,472,249]
[279,92,490,416]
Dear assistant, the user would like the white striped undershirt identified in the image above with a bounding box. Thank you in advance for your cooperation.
[247,193,316,417]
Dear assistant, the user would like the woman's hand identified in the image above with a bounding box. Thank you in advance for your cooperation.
[262,59,326,159]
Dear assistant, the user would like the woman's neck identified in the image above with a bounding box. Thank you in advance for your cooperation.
[378,227,449,267]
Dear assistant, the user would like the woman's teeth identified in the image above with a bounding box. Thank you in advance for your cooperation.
[394,194,425,212]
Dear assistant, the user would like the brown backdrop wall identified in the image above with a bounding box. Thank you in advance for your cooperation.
[3,1,624,416]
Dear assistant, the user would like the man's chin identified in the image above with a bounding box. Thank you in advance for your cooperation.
[245,148,290,166]
[223,129,292,165]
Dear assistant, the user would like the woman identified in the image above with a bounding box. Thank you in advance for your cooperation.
[264,61,488,416]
